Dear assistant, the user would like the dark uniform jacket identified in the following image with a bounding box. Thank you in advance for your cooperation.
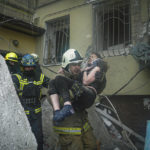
[12,71,49,113]
[52,72,91,135]
[53,67,106,135]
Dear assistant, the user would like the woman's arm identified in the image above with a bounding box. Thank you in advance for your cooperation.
[57,67,65,74]
[82,66,100,85]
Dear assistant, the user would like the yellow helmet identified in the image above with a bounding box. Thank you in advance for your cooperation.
[5,52,18,62]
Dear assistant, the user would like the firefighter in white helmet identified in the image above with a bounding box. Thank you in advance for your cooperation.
[48,48,108,150]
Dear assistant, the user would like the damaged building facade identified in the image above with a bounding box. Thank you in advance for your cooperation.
[0,0,150,149]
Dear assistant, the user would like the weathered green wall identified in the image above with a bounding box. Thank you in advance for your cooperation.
[70,4,92,57]
[35,0,92,78]
[36,0,92,57]
[0,0,37,54]
[0,27,36,54]
[0,0,35,23]
[104,55,150,95]
[35,0,150,95]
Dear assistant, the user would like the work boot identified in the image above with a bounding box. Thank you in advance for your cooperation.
[61,105,75,117]
[53,105,75,122]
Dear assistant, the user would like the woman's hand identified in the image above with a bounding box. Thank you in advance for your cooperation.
[58,68,64,74]
[83,66,100,85]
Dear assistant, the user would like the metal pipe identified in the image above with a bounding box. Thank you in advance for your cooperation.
[95,107,145,143]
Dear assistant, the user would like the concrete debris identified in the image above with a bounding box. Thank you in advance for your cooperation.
[87,105,135,150]
[138,22,147,39]
[42,98,60,150]
[0,55,37,150]
[95,106,144,142]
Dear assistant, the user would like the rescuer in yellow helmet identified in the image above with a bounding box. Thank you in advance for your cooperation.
[5,52,20,74]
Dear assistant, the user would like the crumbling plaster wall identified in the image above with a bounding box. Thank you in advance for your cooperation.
[0,27,36,53]
[0,55,37,150]
[37,0,59,8]
[131,0,150,44]
[42,99,60,150]
[0,0,35,23]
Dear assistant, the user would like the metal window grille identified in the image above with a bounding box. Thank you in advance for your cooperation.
[43,15,70,65]
[93,0,131,57]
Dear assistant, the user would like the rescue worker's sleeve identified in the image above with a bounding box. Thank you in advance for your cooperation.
[42,75,50,88]
[11,74,20,93]
[35,63,42,74]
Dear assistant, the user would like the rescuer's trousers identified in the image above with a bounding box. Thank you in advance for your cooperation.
[59,127,97,150]
[26,108,43,150]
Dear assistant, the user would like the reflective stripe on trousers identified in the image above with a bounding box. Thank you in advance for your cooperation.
[53,122,90,135]
[25,107,41,115]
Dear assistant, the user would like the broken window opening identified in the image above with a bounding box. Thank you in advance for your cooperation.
[93,0,131,56]
[43,15,70,65]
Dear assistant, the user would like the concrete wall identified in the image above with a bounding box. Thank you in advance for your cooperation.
[104,55,150,95]
[0,0,38,56]
[0,55,37,150]
[0,27,36,54]
[35,0,150,95]
[0,0,35,22]
[35,0,93,81]
[37,0,58,8]
[131,0,150,44]
[35,0,93,77]
[36,0,92,56]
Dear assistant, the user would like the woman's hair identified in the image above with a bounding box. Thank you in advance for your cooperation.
[91,52,108,73]
[91,52,101,58]
[99,59,108,73]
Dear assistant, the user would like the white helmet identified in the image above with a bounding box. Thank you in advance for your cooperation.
[62,49,83,69]
[31,53,39,63]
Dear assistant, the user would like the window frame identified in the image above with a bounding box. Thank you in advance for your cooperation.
[92,0,131,57]
[43,15,70,66]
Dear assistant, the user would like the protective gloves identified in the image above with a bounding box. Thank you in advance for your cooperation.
[53,105,75,122]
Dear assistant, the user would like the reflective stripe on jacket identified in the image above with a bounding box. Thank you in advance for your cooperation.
[14,73,44,97]
[25,107,42,115]
[13,73,45,115]
[53,122,90,135]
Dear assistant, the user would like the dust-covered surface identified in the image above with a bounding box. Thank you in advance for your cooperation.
[42,98,60,150]
[0,55,37,150]
[87,105,133,150]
